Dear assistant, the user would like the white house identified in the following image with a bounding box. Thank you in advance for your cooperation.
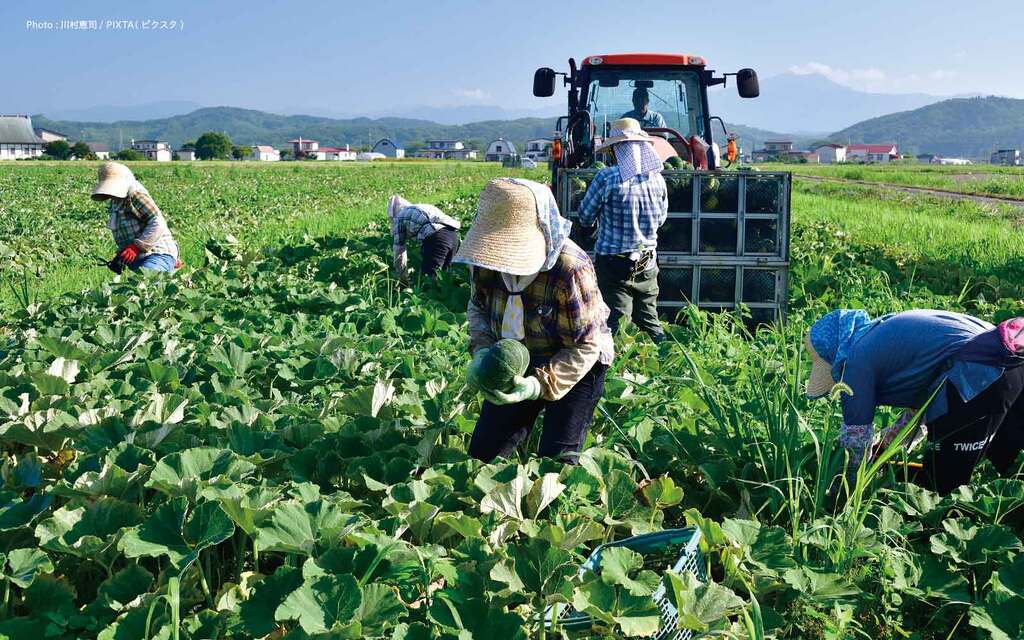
[176,149,196,161]
[524,138,553,161]
[846,143,898,163]
[936,157,972,166]
[288,138,320,158]
[357,152,386,161]
[417,140,477,160]
[132,140,172,162]
[991,149,1021,166]
[372,138,405,158]
[0,115,45,159]
[318,145,357,161]
[485,138,517,163]
[250,145,280,161]
[813,143,846,164]
[34,127,68,143]
[87,142,111,160]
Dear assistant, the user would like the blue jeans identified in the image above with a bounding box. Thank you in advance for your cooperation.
[129,253,177,272]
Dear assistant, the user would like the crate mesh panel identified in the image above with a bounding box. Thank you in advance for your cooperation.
[744,219,778,255]
[658,219,693,253]
[657,267,694,303]
[700,176,739,213]
[664,173,694,213]
[742,269,777,303]
[746,177,782,213]
[748,307,778,327]
[699,268,736,302]
[699,219,737,254]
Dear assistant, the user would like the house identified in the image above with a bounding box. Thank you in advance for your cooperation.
[86,142,110,160]
[416,140,477,160]
[846,143,898,163]
[34,127,68,143]
[936,157,972,166]
[132,140,172,162]
[250,145,280,161]
[357,152,386,161]
[990,149,1021,166]
[485,138,517,163]
[0,115,45,159]
[176,149,196,161]
[288,138,320,158]
[813,143,846,164]
[372,138,405,159]
[318,145,357,161]
[524,138,553,162]
[752,140,795,162]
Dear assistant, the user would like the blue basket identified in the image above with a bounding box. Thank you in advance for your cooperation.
[548,527,706,639]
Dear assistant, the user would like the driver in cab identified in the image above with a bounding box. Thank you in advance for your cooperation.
[621,87,666,130]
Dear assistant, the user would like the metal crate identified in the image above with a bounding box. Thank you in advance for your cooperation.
[547,527,706,639]
[560,169,791,323]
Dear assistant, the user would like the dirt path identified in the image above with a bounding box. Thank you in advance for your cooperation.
[798,174,1024,208]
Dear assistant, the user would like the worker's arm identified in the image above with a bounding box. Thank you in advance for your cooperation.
[467,269,497,354]
[838,363,878,466]
[576,170,607,228]
[128,190,172,253]
[391,211,410,283]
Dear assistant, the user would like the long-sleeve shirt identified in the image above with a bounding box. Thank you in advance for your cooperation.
[620,108,667,130]
[109,185,178,259]
[577,166,668,256]
[391,204,460,251]
[467,240,614,401]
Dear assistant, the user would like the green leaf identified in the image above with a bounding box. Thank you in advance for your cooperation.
[599,547,659,597]
[525,473,565,519]
[147,447,257,499]
[997,555,1024,598]
[255,499,359,556]
[968,593,1024,640]
[275,573,363,635]
[35,498,143,558]
[664,570,744,633]
[239,566,303,637]
[118,497,235,573]
[46,357,80,384]
[3,548,53,588]
[357,583,406,634]
[199,482,280,535]
[479,471,531,521]
[782,566,860,602]
[640,476,684,509]
[88,564,154,613]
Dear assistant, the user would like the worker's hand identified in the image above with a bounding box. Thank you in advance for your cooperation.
[106,258,125,274]
[117,243,141,265]
[393,249,409,286]
[482,376,541,406]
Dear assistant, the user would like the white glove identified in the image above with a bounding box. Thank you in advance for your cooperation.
[482,376,542,405]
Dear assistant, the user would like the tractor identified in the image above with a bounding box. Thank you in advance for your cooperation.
[532,53,793,324]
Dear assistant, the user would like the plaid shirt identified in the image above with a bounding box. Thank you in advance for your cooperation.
[468,240,613,362]
[391,204,460,248]
[110,186,178,259]
[577,166,668,256]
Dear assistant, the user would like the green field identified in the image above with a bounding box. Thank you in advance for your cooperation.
[0,162,1023,639]
[763,162,1024,199]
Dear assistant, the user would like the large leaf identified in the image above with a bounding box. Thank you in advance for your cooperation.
[357,583,407,635]
[782,566,860,602]
[968,593,1024,640]
[664,570,744,633]
[255,498,360,556]
[35,498,143,558]
[274,572,363,636]
[599,547,659,597]
[118,497,235,573]
[146,447,257,499]
[199,482,281,535]
[239,566,304,637]
[479,471,531,521]
[2,548,53,588]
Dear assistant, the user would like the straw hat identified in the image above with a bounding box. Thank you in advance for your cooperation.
[805,335,837,398]
[453,179,545,275]
[91,162,134,200]
[596,117,653,151]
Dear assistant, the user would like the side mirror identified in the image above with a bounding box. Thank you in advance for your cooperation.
[533,68,557,97]
[737,68,759,98]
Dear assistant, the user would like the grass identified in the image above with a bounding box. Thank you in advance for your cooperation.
[765,162,1024,199]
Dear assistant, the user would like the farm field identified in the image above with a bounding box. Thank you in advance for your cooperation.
[764,162,1024,200]
[0,162,1023,639]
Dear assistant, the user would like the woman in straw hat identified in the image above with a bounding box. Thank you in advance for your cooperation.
[386,194,461,285]
[454,178,614,463]
[806,308,1024,496]
[578,117,669,341]
[91,162,179,273]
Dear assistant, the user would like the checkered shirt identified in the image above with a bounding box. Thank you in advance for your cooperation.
[577,165,668,256]
[469,240,613,362]
[110,187,178,259]
[391,204,460,248]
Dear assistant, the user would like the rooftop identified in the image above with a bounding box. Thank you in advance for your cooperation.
[0,115,44,144]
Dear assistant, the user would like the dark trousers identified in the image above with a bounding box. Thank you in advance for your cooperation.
[420,227,460,277]
[595,254,664,340]
[468,362,608,464]
[918,365,1024,495]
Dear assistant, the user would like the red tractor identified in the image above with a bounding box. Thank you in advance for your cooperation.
[533,53,793,323]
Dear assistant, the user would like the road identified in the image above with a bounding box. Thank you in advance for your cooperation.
[797,174,1024,208]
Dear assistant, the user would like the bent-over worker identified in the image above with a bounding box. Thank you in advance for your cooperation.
[388,195,461,285]
[454,178,614,463]
[578,118,669,341]
[806,309,1024,495]
[91,162,180,272]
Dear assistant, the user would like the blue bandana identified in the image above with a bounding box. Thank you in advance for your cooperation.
[809,309,879,381]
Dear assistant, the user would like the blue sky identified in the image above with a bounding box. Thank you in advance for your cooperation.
[3,0,1022,115]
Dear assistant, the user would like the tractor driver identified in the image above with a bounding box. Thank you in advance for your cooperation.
[621,87,667,131]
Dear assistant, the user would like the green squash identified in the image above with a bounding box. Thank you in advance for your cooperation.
[468,339,531,393]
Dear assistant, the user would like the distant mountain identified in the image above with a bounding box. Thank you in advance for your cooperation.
[280,104,565,126]
[714,73,947,133]
[44,101,205,123]
[828,96,1024,158]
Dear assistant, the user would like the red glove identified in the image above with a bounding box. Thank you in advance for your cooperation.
[117,243,141,265]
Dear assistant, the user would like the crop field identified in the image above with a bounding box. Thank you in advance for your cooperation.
[765,162,1024,199]
[0,162,1023,639]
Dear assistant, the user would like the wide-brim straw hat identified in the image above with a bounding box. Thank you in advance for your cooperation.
[453,179,546,275]
[91,162,134,200]
[596,117,654,151]
[805,335,836,398]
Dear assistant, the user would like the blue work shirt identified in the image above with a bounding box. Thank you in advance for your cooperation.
[620,109,667,130]
[577,166,669,256]
[838,310,1003,425]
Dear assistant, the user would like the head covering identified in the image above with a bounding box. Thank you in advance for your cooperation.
[806,309,878,398]
[597,118,652,150]
[598,118,662,182]
[387,194,412,221]
[91,162,135,200]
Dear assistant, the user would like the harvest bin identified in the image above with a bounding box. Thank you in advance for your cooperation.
[561,169,792,323]
[545,527,706,639]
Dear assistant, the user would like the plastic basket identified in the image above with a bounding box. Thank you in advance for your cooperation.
[548,527,706,639]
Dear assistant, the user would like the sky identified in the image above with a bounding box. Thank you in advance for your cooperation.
[3,0,1023,116]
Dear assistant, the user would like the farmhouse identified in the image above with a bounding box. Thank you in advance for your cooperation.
[485,138,516,163]
[372,138,405,158]
[288,138,320,158]
[524,138,553,161]
[176,149,196,161]
[752,140,794,162]
[990,148,1021,166]
[250,145,280,161]
[0,115,45,159]
[357,152,386,161]
[417,140,477,160]
[34,127,68,143]
[86,142,111,160]
[846,143,898,163]
[132,139,172,162]
[813,143,846,164]
[318,145,357,161]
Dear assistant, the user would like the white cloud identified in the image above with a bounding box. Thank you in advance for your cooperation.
[788,62,887,90]
[451,88,491,102]
[788,61,960,95]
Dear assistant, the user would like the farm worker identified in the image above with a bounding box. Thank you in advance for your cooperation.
[621,87,667,130]
[806,309,1024,496]
[578,118,669,342]
[454,178,614,463]
[90,162,180,272]
[387,195,462,285]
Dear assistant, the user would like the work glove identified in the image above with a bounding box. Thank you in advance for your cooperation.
[482,376,542,406]
[117,242,142,265]
[393,248,409,286]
